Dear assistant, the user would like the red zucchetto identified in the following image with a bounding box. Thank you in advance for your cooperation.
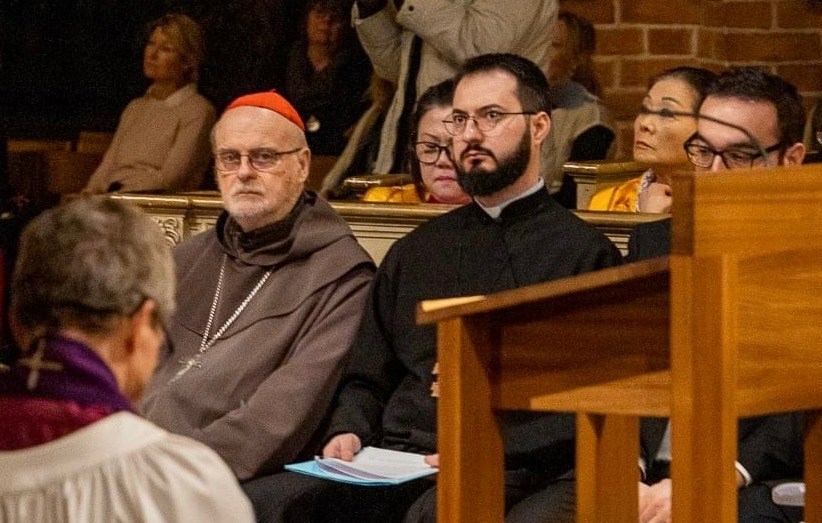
[225,91,305,132]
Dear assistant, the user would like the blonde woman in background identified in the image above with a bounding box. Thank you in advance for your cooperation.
[84,14,215,194]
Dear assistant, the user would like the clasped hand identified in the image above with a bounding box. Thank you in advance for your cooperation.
[322,433,438,466]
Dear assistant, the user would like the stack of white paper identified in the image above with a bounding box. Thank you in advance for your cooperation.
[285,447,437,486]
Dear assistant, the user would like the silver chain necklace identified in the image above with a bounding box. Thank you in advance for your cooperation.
[169,255,273,384]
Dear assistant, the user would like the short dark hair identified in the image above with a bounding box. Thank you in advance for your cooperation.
[456,53,551,115]
[302,0,357,48]
[648,67,718,111]
[408,79,455,198]
[703,67,806,146]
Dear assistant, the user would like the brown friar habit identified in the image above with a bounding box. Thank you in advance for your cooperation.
[141,192,375,480]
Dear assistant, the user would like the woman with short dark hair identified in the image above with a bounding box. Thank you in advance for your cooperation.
[588,66,717,212]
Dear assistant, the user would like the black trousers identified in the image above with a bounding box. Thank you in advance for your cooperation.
[242,470,575,523]
[738,482,803,523]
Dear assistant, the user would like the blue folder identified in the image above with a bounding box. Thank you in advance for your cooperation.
[284,459,437,487]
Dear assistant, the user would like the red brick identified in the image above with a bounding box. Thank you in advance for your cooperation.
[649,28,695,55]
[596,27,645,56]
[593,59,617,89]
[559,0,616,24]
[717,32,821,62]
[695,58,731,74]
[804,95,822,116]
[777,63,822,92]
[620,58,700,88]
[777,0,822,29]
[696,28,722,60]
[700,1,773,29]
[602,88,646,120]
[621,0,700,24]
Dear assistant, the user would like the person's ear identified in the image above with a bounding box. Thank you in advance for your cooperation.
[781,142,806,166]
[121,300,162,402]
[125,300,159,354]
[295,147,311,185]
[530,111,551,145]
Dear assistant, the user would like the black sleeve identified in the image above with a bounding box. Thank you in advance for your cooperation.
[639,417,670,483]
[323,247,406,446]
[738,413,804,482]
[553,125,616,209]
[626,219,672,263]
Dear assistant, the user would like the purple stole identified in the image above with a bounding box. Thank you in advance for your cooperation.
[0,336,132,449]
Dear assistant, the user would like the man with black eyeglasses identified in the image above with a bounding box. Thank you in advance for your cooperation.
[629,67,807,259]
[684,68,806,172]
[629,68,807,523]
[140,91,376,489]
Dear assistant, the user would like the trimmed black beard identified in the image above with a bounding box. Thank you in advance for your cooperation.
[456,130,530,197]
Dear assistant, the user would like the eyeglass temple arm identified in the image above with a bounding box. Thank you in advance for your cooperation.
[643,109,774,168]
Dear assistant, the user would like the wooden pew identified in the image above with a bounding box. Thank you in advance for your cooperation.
[417,163,822,522]
[6,139,75,211]
[76,131,113,154]
[108,192,664,262]
[45,151,102,195]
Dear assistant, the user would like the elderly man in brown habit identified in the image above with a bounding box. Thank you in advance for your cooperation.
[140,91,375,482]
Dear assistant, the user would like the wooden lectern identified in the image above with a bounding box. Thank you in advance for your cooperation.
[417,164,822,522]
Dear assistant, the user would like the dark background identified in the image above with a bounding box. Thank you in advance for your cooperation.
[0,0,306,139]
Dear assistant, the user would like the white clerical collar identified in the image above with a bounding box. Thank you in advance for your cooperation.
[475,178,545,220]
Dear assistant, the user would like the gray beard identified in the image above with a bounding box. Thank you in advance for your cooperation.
[456,131,530,197]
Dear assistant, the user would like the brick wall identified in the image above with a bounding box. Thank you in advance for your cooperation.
[559,0,822,159]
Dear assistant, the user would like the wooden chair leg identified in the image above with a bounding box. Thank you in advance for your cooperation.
[576,413,639,523]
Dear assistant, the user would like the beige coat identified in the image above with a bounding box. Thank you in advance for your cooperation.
[355,0,558,173]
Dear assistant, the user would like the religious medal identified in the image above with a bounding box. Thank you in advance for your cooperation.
[18,338,64,390]
[168,255,273,384]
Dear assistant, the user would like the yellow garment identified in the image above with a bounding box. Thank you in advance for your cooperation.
[362,184,421,204]
[587,177,642,212]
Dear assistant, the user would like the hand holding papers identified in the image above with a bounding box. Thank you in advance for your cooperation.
[285,447,438,486]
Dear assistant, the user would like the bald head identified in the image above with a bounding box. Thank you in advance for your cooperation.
[212,105,311,231]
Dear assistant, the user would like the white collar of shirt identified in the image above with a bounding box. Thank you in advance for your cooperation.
[475,178,546,220]
[146,83,196,107]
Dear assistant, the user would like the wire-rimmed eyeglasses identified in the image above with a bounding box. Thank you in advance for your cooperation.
[214,147,303,173]
[443,110,535,136]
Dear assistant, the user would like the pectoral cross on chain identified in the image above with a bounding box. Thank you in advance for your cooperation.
[430,362,440,398]
[18,341,64,390]
[171,356,202,382]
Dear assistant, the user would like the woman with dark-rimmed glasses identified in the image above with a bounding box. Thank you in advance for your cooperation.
[363,79,471,205]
